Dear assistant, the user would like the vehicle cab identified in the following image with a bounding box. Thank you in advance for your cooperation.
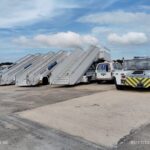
[96,61,122,83]
[114,57,150,89]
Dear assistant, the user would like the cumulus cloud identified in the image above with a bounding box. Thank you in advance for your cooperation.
[108,32,148,45]
[13,31,99,48]
[78,11,150,25]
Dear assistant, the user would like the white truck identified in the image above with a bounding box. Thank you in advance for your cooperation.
[96,61,122,83]
[114,57,150,90]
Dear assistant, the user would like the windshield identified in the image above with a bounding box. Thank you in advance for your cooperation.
[113,63,122,70]
[123,59,150,70]
[97,63,110,72]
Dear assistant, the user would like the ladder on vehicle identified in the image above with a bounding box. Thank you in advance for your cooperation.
[15,52,55,86]
[50,46,101,85]
[0,54,41,85]
[17,51,67,86]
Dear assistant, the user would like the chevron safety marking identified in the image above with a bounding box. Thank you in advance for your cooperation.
[124,77,150,88]
[125,77,136,87]
[143,78,150,88]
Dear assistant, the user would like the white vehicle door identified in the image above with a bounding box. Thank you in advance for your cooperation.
[96,63,112,80]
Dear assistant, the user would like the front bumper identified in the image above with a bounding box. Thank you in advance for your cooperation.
[123,77,150,88]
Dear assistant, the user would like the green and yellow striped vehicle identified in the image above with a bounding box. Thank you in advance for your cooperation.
[114,57,150,90]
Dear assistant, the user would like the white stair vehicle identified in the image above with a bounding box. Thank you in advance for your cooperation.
[0,54,41,85]
[50,46,102,85]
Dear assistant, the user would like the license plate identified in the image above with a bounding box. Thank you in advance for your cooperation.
[101,73,106,76]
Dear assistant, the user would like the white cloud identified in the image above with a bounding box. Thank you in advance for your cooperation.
[0,0,80,28]
[13,31,99,48]
[108,32,148,45]
[78,11,150,25]
[0,0,53,28]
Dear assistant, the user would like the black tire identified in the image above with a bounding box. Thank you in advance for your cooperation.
[115,84,124,90]
[42,77,49,85]
[87,77,92,83]
[111,77,115,84]
[97,80,102,84]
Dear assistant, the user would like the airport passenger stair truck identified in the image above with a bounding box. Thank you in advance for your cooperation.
[15,53,53,86]
[50,46,111,85]
[114,57,150,90]
[0,54,41,85]
[16,51,67,86]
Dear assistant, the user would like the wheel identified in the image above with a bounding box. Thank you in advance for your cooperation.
[87,77,92,83]
[97,80,102,84]
[111,77,115,84]
[42,77,49,85]
[115,84,124,90]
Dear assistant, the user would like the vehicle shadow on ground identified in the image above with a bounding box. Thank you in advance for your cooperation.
[50,80,114,89]
[122,87,150,92]
[96,81,150,92]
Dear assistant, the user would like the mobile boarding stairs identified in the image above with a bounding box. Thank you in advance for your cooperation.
[50,46,111,85]
[16,51,67,86]
[0,54,41,85]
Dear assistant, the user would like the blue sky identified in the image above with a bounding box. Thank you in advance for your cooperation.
[0,0,150,62]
